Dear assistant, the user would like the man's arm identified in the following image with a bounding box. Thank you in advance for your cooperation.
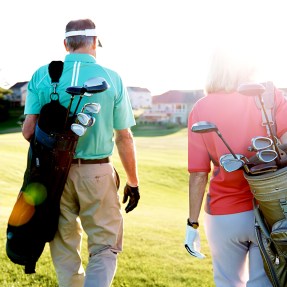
[115,128,140,213]
[22,114,38,142]
[115,128,139,187]
[188,172,208,223]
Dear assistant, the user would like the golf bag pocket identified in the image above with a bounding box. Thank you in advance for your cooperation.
[6,190,47,274]
[256,222,287,287]
[271,219,287,258]
[37,98,68,134]
[244,166,287,229]
[35,123,56,149]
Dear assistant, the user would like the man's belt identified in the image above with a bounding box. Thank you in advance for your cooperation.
[72,157,110,164]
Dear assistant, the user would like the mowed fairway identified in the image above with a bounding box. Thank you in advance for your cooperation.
[0,128,215,287]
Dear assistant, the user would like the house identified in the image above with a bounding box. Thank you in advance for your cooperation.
[127,87,152,109]
[138,90,205,125]
[7,81,28,107]
[6,83,153,109]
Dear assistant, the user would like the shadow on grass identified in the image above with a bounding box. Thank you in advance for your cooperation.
[0,120,22,134]
[131,124,186,137]
[0,126,22,134]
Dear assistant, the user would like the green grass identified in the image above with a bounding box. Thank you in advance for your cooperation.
[0,107,24,134]
[0,128,215,287]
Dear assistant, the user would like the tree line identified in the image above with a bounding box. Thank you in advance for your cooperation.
[0,87,13,122]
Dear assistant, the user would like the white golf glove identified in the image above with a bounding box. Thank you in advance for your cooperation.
[184,224,205,259]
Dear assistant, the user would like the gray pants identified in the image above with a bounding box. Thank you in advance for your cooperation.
[50,162,123,287]
[204,210,272,287]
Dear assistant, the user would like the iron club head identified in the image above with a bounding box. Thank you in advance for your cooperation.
[82,103,101,114]
[77,113,96,127]
[71,123,87,136]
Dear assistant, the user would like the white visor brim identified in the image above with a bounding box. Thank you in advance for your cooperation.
[65,29,97,38]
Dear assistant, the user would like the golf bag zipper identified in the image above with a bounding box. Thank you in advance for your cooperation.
[255,223,280,287]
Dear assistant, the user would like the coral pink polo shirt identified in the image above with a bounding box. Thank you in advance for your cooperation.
[188,90,287,215]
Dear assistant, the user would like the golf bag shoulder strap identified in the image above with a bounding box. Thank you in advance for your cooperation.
[48,61,64,84]
[255,81,276,137]
[37,61,66,134]
[48,61,64,95]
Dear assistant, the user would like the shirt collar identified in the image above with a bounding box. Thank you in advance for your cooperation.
[64,53,97,63]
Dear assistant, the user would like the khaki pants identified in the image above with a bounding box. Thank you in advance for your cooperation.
[50,162,123,287]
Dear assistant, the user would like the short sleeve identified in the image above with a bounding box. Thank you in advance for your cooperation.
[188,107,211,173]
[24,74,42,115]
[113,78,136,130]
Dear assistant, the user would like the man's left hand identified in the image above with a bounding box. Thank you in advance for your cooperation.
[122,184,140,213]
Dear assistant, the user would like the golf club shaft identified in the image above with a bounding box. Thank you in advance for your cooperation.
[258,95,281,161]
[216,131,238,159]
[64,95,75,128]
[72,96,83,117]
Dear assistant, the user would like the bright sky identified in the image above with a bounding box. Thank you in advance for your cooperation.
[1,0,287,95]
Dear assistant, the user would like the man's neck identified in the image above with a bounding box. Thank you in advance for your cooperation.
[70,48,96,57]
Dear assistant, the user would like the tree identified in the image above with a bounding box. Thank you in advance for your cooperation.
[0,87,12,121]
[0,87,12,99]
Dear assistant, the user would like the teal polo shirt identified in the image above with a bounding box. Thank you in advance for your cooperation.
[25,53,136,159]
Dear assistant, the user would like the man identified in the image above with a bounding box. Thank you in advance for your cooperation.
[22,18,140,287]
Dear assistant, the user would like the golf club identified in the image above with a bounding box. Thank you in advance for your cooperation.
[72,92,93,118]
[71,123,87,136]
[220,154,251,173]
[77,113,96,127]
[221,158,246,173]
[72,77,110,117]
[82,103,101,114]
[191,121,238,159]
[220,154,245,166]
[248,136,273,152]
[256,149,278,163]
[65,86,86,126]
[191,121,251,174]
[237,83,281,162]
[84,77,110,92]
[65,77,109,127]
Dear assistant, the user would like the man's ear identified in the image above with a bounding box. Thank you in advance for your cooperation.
[92,37,97,49]
[64,39,69,51]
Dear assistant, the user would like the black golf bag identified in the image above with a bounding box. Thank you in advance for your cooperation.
[6,61,79,273]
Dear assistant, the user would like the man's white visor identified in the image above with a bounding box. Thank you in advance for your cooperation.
[65,29,97,38]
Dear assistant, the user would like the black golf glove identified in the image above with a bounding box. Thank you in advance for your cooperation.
[122,184,140,213]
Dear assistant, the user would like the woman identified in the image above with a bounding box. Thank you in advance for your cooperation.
[185,47,287,286]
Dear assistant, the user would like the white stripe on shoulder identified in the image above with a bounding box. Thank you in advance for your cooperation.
[71,62,78,86]
[74,62,81,86]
